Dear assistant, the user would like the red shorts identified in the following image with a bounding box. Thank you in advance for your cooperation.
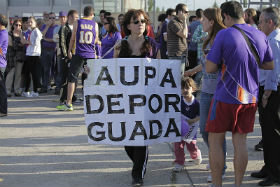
[206,100,257,133]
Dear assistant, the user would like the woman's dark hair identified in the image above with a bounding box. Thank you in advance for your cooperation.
[221,1,243,20]
[104,16,118,34]
[202,8,226,50]
[11,19,22,32]
[119,10,152,58]
[0,14,8,28]
[158,13,166,22]
[118,13,124,18]
[122,9,150,36]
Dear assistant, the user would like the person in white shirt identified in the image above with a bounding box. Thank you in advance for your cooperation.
[20,16,42,97]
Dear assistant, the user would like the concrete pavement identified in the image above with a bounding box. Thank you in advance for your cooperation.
[0,91,272,187]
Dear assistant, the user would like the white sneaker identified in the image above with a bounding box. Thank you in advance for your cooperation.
[22,92,32,97]
[207,174,225,183]
[30,91,39,97]
[172,163,184,172]
[194,151,202,165]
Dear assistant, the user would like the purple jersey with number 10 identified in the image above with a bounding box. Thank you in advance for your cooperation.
[75,18,96,59]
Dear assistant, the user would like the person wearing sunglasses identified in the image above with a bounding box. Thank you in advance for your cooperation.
[113,9,160,187]
[40,12,59,93]
[167,3,189,74]
[101,16,121,59]
[5,19,25,97]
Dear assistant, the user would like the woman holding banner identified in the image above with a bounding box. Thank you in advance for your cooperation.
[114,9,160,187]
[184,8,228,182]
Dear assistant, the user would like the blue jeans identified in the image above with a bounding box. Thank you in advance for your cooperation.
[199,92,227,173]
[41,49,55,90]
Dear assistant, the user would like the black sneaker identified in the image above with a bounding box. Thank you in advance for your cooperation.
[255,140,263,151]
[132,178,143,186]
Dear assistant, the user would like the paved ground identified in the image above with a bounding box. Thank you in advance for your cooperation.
[0,91,276,187]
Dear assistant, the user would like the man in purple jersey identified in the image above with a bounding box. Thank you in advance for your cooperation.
[205,1,274,187]
[57,6,99,111]
[0,14,8,117]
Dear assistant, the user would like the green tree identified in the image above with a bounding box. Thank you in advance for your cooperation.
[243,0,248,8]
[156,7,160,13]
[148,0,154,12]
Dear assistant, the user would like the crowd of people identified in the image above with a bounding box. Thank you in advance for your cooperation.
[0,1,279,187]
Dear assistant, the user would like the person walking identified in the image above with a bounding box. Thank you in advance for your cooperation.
[113,9,160,186]
[205,1,274,186]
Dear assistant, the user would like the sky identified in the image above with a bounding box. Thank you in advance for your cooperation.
[156,0,227,11]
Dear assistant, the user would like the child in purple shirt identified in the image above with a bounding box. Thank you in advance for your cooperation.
[173,77,202,172]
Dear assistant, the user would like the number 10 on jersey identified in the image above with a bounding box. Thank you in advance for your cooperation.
[79,31,93,44]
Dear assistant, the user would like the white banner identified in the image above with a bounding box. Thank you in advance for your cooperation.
[84,58,181,146]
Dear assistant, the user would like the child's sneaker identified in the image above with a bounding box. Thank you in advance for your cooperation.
[194,150,202,165]
[56,103,73,111]
[172,163,184,172]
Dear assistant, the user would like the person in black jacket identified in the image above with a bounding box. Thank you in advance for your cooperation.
[57,10,79,105]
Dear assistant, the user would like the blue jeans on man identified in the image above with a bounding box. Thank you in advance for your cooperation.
[41,49,55,92]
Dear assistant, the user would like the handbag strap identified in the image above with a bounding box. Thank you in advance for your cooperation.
[232,25,261,66]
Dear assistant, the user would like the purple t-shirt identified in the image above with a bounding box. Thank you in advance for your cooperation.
[207,24,273,104]
[40,24,58,49]
[181,96,200,119]
[0,29,8,68]
[101,32,121,59]
[75,18,97,59]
